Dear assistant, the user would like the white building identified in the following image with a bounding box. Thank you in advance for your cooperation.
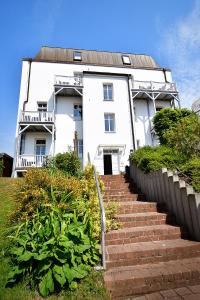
[13,47,180,177]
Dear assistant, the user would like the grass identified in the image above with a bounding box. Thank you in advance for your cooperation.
[0,178,110,300]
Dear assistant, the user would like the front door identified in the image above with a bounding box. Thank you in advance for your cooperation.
[104,154,112,175]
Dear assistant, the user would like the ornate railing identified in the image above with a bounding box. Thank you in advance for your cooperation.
[16,155,47,168]
[87,153,106,270]
[132,80,177,92]
[54,75,83,87]
[20,111,54,123]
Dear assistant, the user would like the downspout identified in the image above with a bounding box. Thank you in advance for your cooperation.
[127,75,136,151]
[23,60,32,111]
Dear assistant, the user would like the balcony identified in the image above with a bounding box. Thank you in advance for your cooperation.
[54,75,83,97]
[19,111,54,124]
[131,80,177,100]
[16,155,47,169]
[132,80,176,92]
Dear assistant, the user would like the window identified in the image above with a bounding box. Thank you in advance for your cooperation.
[122,55,131,65]
[73,51,82,61]
[74,104,82,120]
[37,102,47,112]
[35,139,46,156]
[104,113,115,132]
[78,140,83,158]
[103,84,113,101]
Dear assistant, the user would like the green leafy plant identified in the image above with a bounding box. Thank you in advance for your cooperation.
[153,108,192,144]
[7,205,100,297]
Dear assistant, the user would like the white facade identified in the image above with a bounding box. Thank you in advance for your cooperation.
[13,47,180,176]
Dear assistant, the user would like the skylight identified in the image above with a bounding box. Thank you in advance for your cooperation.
[122,55,131,65]
[73,51,82,61]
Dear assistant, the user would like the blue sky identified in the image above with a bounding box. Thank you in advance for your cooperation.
[0,0,199,155]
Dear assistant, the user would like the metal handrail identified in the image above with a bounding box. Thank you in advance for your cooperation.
[87,152,106,270]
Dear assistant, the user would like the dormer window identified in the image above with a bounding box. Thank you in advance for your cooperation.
[73,51,82,61]
[122,55,131,65]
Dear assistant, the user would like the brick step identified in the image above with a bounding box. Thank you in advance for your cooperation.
[104,190,136,196]
[105,224,186,245]
[116,212,175,228]
[117,201,164,214]
[104,257,200,299]
[106,239,200,268]
[104,195,145,202]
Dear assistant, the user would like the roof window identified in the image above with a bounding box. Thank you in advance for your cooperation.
[73,51,82,61]
[122,55,131,65]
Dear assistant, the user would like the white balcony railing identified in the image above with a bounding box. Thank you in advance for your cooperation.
[20,111,54,123]
[16,155,47,168]
[132,80,177,92]
[54,75,83,87]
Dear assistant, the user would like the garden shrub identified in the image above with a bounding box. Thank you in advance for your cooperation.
[181,156,200,193]
[164,114,200,158]
[45,151,81,178]
[7,205,99,297]
[130,145,185,173]
[0,160,3,176]
[153,108,192,144]
[12,168,83,222]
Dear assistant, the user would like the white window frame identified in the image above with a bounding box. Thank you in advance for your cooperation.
[73,104,82,121]
[104,113,115,133]
[35,139,46,156]
[73,51,82,61]
[103,83,113,101]
[122,55,131,65]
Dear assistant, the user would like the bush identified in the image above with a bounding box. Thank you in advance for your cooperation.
[7,205,99,297]
[153,108,192,144]
[45,151,81,178]
[12,168,83,222]
[164,114,200,158]
[130,145,186,173]
[0,160,3,176]
[181,157,200,193]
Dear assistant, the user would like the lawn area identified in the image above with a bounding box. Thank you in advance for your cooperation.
[0,178,109,300]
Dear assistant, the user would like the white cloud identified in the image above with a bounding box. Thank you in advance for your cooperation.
[160,0,200,108]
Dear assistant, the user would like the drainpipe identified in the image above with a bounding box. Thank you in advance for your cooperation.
[23,60,32,111]
[127,75,136,151]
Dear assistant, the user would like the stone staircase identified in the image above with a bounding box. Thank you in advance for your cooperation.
[101,174,200,299]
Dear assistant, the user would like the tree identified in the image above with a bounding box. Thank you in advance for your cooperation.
[0,160,3,176]
[153,108,192,144]
[164,113,200,158]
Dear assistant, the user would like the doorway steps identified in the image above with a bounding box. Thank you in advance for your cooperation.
[101,174,200,299]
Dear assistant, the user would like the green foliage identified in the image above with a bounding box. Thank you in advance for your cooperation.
[153,108,192,144]
[130,145,185,173]
[181,157,200,193]
[7,205,99,297]
[164,114,200,157]
[45,151,81,178]
[0,160,3,176]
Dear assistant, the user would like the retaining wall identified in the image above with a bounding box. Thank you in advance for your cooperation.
[130,163,200,241]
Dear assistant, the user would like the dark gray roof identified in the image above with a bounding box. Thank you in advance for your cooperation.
[32,47,160,69]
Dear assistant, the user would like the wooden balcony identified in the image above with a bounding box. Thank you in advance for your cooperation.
[19,111,54,124]
[16,155,47,169]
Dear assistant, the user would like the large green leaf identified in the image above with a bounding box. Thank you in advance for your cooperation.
[39,269,54,297]
[53,265,66,287]
[18,251,33,262]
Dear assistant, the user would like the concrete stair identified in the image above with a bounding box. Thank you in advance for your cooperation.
[101,174,200,299]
